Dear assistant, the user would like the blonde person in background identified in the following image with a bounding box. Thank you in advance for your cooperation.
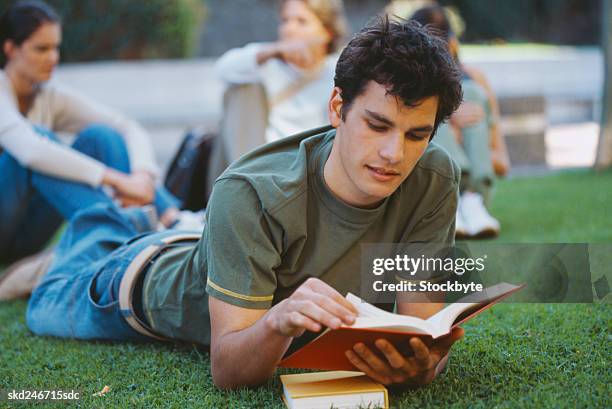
[411,5,510,239]
[215,0,348,143]
[0,1,199,298]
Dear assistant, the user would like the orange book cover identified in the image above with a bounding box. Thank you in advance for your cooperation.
[279,283,525,371]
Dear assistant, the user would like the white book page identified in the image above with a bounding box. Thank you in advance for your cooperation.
[346,293,486,338]
[289,391,386,409]
[345,283,520,338]
[426,302,478,333]
[426,282,522,331]
[345,293,436,336]
[347,317,434,335]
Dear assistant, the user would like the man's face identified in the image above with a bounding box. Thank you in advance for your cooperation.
[325,81,438,208]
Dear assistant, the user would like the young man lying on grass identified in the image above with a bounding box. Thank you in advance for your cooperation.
[24,18,464,389]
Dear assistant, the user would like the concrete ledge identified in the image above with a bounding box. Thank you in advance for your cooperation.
[52,46,601,128]
[499,96,547,165]
[50,47,601,169]
[54,59,224,126]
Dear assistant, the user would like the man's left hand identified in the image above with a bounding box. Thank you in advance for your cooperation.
[345,327,464,386]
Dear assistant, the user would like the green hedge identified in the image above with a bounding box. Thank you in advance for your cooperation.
[43,0,205,62]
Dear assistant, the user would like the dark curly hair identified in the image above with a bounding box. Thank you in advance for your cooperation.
[334,16,462,138]
[0,0,60,68]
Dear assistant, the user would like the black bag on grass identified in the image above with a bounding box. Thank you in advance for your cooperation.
[164,129,214,211]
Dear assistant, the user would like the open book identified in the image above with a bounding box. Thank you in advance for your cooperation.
[279,282,524,370]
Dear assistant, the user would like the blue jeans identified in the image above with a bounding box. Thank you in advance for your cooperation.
[0,125,179,264]
[27,201,184,341]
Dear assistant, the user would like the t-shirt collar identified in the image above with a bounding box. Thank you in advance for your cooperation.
[311,130,388,225]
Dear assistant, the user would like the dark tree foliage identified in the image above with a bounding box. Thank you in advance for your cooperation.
[10,0,205,62]
[440,0,602,45]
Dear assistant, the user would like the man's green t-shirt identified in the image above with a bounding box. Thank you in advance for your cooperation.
[142,126,459,346]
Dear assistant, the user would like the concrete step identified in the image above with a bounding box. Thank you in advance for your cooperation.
[53,46,602,127]
[50,47,602,170]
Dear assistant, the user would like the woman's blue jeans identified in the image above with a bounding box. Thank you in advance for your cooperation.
[0,124,179,264]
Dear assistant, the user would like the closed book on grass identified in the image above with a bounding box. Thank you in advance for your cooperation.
[280,282,525,370]
[280,370,388,409]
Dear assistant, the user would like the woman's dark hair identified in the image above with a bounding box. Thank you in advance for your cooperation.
[410,5,453,42]
[334,16,462,138]
[0,0,60,68]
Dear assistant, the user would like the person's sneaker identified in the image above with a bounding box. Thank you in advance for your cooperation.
[0,250,54,301]
[455,204,469,239]
[460,191,500,238]
[169,210,206,232]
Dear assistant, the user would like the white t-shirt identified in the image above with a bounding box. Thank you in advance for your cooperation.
[0,71,158,187]
[215,43,336,142]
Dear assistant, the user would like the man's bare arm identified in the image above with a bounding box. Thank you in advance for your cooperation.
[209,299,289,389]
[209,278,357,389]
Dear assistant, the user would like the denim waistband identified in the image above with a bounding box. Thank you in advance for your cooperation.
[103,230,200,307]
[121,230,201,336]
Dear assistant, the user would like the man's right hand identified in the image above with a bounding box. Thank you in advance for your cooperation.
[209,278,357,388]
[264,278,357,338]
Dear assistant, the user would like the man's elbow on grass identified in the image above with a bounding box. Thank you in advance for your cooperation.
[208,297,286,390]
[210,349,277,390]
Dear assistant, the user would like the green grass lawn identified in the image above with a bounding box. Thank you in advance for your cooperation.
[1,169,611,408]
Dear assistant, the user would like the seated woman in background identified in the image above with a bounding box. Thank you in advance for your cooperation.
[411,5,511,239]
[0,1,195,273]
[215,0,347,143]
